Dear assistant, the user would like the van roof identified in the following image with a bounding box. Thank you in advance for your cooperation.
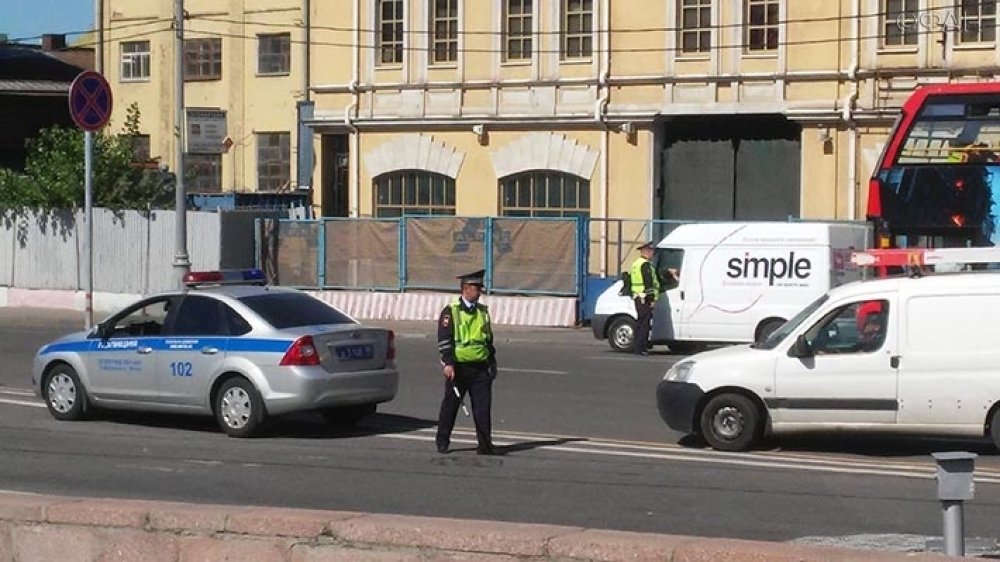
[658,222,865,248]
[827,270,1000,301]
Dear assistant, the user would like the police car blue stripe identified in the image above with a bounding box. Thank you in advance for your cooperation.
[41,338,292,355]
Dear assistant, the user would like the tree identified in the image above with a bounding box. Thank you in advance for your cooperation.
[0,102,175,216]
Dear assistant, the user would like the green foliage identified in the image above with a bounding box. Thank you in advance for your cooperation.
[0,102,175,215]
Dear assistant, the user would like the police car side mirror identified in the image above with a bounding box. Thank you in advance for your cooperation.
[788,334,814,358]
[94,322,111,340]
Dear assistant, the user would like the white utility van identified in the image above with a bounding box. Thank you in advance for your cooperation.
[656,249,1000,452]
[591,222,870,353]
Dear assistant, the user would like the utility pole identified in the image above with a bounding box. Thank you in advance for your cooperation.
[173,0,190,286]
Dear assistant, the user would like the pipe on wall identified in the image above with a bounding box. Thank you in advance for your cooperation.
[350,0,361,217]
[842,0,861,220]
[595,0,612,278]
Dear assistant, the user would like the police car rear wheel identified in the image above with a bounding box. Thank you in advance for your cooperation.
[43,364,88,421]
[989,408,1000,451]
[321,403,377,427]
[700,393,761,452]
[215,378,265,438]
[607,316,635,352]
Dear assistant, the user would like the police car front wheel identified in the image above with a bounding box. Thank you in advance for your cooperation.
[43,364,88,421]
[215,377,266,438]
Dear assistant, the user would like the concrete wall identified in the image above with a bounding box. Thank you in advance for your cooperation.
[0,492,951,562]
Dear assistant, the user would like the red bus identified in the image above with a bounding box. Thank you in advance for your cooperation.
[868,82,1000,250]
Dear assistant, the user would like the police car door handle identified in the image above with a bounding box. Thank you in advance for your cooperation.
[136,346,153,355]
[201,347,219,355]
[890,355,900,368]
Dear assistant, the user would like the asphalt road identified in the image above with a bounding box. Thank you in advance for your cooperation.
[3,307,1000,550]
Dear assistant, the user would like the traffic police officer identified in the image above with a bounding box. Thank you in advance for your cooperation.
[436,269,499,455]
[630,241,660,355]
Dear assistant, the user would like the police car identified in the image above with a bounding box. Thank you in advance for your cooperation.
[31,269,399,437]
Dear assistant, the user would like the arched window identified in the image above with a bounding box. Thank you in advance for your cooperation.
[499,170,590,218]
[373,170,456,217]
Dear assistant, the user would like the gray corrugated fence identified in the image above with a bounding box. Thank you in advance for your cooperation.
[0,209,259,295]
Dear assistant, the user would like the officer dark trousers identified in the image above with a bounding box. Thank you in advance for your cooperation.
[436,362,493,450]
[633,297,654,354]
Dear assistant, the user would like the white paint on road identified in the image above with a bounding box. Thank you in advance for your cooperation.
[0,389,43,409]
[0,398,44,409]
[501,367,569,375]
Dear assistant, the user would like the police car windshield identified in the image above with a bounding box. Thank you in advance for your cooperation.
[239,293,355,329]
[754,294,829,350]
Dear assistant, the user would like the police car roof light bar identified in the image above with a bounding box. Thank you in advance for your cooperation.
[850,247,1000,268]
[183,269,267,287]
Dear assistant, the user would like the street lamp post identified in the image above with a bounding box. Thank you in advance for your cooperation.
[173,0,191,286]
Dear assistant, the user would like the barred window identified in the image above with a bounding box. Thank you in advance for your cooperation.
[258,33,291,74]
[120,41,150,81]
[500,171,590,218]
[185,153,222,193]
[958,0,997,44]
[562,0,593,59]
[883,0,919,47]
[374,171,456,217]
[504,0,533,61]
[679,0,711,54]
[377,0,405,65]
[745,0,779,52]
[185,38,222,80]
[257,132,291,191]
[431,0,458,63]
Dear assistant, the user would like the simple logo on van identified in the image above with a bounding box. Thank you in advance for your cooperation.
[726,252,812,286]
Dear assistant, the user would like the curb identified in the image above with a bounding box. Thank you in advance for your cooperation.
[0,492,954,561]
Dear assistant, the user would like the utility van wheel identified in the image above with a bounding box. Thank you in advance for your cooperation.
[989,408,1000,451]
[699,393,761,452]
[43,364,88,421]
[322,403,377,428]
[607,316,636,352]
[756,318,786,343]
[215,378,266,438]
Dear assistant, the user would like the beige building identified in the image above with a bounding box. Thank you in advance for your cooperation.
[100,0,1000,272]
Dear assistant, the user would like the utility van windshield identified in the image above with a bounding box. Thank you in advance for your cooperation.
[755,294,829,350]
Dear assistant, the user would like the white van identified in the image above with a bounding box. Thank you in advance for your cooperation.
[591,222,870,353]
[656,263,1000,452]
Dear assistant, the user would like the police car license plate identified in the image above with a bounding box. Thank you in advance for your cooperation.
[335,344,374,361]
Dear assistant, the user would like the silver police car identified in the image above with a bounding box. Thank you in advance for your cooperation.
[31,270,399,437]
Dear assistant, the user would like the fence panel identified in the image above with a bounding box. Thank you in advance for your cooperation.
[324,219,400,289]
[0,214,12,286]
[406,217,486,290]
[12,211,79,290]
[491,218,578,295]
[92,209,149,294]
[273,220,320,287]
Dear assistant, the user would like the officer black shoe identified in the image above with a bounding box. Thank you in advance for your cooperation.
[436,443,449,454]
[476,445,497,456]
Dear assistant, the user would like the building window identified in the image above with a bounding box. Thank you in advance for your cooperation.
[679,0,712,54]
[185,153,222,193]
[185,38,222,80]
[374,171,456,217]
[257,133,291,191]
[129,134,151,163]
[504,0,533,61]
[120,40,150,81]
[745,0,779,52]
[377,0,405,65]
[258,33,291,74]
[431,0,458,63]
[500,171,590,218]
[958,0,997,43]
[562,0,593,59]
[883,0,919,47]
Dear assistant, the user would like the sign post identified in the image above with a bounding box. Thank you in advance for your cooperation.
[68,71,113,330]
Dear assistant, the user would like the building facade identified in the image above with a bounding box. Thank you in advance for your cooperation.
[100,0,1000,272]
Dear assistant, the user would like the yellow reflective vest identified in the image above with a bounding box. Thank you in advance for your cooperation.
[450,301,492,363]
[629,256,660,301]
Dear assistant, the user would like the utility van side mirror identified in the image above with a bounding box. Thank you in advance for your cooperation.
[788,334,814,358]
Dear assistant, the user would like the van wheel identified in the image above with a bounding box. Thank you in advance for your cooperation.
[989,409,1000,450]
[607,316,636,352]
[756,318,785,343]
[700,393,761,452]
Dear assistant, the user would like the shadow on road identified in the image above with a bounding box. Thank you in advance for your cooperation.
[499,436,587,454]
[674,431,998,458]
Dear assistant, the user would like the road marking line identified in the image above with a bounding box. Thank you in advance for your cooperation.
[0,388,35,397]
[501,368,569,375]
[0,398,44,409]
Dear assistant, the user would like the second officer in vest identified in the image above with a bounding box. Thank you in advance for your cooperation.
[436,269,499,455]
[630,241,661,355]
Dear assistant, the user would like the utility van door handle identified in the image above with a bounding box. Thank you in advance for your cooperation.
[890,355,900,368]
[680,291,685,300]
